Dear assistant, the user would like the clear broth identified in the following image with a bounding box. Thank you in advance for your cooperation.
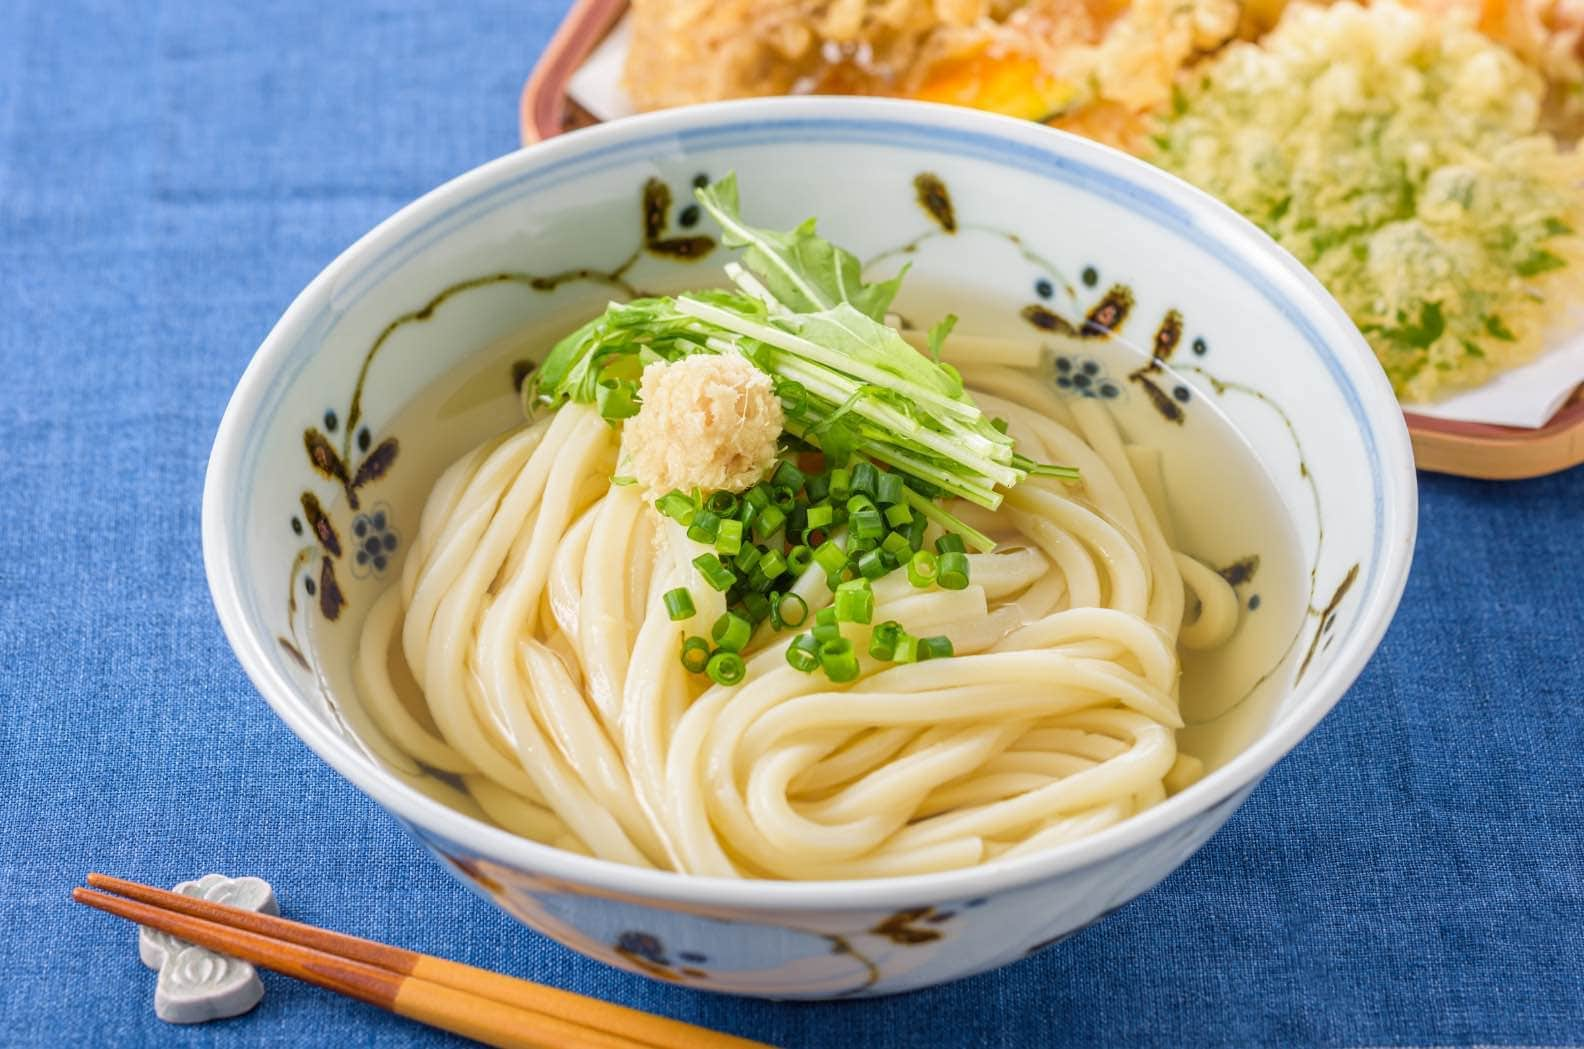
[310,319,1306,819]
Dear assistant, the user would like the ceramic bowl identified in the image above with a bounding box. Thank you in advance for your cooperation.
[203,97,1416,998]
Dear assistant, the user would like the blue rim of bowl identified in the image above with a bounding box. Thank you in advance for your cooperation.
[204,97,1418,910]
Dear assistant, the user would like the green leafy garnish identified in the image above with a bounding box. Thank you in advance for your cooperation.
[536,175,1078,552]
[1483,315,1516,342]
[925,314,957,362]
[1516,250,1566,278]
[1396,301,1445,349]
[694,173,905,322]
[537,297,710,404]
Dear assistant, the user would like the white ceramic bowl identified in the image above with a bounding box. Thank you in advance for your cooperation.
[204,98,1416,998]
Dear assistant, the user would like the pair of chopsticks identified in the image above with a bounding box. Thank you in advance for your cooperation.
[74,874,776,1049]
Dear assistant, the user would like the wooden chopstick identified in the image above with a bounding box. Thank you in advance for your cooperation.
[74,887,644,1049]
[76,877,776,1049]
[84,873,766,1049]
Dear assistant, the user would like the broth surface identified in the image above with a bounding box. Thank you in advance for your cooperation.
[310,318,1306,837]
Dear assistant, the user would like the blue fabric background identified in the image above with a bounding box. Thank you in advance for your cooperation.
[1,3,1580,1046]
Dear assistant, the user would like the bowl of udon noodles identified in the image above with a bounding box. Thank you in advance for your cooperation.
[204,97,1416,998]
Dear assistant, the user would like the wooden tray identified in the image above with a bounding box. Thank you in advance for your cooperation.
[519,0,1584,480]
[519,0,623,144]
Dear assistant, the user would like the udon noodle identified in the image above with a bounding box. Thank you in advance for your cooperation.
[353,355,1241,879]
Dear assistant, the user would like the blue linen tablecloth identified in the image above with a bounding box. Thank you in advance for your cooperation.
[1,3,1580,1045]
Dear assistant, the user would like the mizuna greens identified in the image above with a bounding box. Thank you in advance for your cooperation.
[534,173,1077,553]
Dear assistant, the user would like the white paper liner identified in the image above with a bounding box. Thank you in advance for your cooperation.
[567,17,636,122]
[1402,323,1584,429]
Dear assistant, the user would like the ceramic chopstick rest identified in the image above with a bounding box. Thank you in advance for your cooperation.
[136,874,278,1024]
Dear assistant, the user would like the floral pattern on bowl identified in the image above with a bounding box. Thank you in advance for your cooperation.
[270,173,718,676]
[419,786,1251,998]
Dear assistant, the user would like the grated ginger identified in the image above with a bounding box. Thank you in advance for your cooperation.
[1151,2,1584,401]
[624,355,785,495]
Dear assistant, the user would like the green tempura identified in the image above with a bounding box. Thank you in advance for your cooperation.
[1150,2,1584,402]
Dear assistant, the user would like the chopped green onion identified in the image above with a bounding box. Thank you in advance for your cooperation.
[740,591,771,624]
[813,541,847,581]
[881,531,913,563]
[596,379,639,420]
[893,634,918,663]
[773,460,805,490]
[656,490,696,525]
[775,592,809,628]
[733,543,763,573]
[829,468,851,501]
[771,486,798,512]
[776,378,808,413]
[870,621,904,661]
[686,510,721,544]
[663,588,696,621]
[804,504,834,533]
[851,462,879,498]
[786,633,820,672]
[706,649,746,686]
[805,474,831,504]
[706,490,740,516]
[715,518,744,556]
[937,551,970,590]
[711,612,752,653]
[884,503,912,528]
[820,638,860,682]
[743,485,771,510]
[917,635,954,660]
[611,475,637,487]
[692,553,736,592]
[935,534,967,555]
[856,549,888,580]
[787,544,814,575]
[905,514,928,552]
[757,548,788,580]
[908,549,938,588]
[851,507,885,540]
[680,635,711,673]
[834,580,874,624]
[812,606,842,643]
[876,472,905,506]
[753,505,787,541]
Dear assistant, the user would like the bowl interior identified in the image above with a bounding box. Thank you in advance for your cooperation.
[206,99,1414,904]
